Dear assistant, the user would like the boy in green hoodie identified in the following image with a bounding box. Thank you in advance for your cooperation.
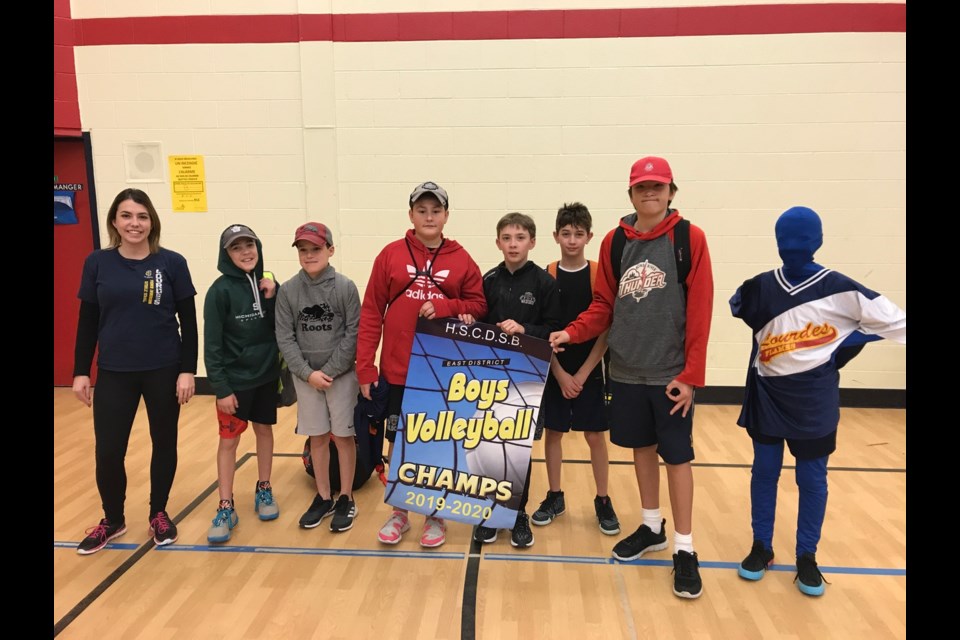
[204,224,282,543]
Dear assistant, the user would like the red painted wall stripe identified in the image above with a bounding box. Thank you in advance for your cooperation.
[73,4,905,46]
[54,0,81,134]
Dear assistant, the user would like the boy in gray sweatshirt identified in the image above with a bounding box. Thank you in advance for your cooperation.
[276,222,362,533]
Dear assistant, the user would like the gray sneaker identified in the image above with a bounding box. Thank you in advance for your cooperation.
[330,495,358,532]
[254,487,280,521]
[207,507,239,543]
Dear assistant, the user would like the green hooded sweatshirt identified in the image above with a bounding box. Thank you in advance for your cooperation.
[203,236,280,399]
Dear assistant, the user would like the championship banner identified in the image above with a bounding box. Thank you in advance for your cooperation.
[384,318,553,529]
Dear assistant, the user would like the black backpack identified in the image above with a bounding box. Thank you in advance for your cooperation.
[301,436,375,492]
[610,212,691,295]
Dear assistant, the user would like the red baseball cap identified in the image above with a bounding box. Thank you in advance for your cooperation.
[292,222,334,248]
[629,156,673,187]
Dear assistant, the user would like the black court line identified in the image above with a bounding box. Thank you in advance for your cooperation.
[529,458,906,474]
[53,452,254,637]
[462,534,482,640]
[280,451,906,474]
[241,451,483,639]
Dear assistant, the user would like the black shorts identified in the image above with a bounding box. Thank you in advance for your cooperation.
[384,384,405,444]
[541,373,608,433]
[233,378,279,425]
[747,428,837,460]
[608,380,694,465]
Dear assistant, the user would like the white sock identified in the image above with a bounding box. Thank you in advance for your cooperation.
[642,508,662,534]
[674,531,694,554]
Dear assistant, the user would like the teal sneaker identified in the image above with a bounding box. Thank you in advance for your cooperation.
[208,507,239,543]
[254,487,280,521]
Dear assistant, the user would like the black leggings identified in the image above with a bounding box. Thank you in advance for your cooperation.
[518,463,532,513]
[93,365,181,523]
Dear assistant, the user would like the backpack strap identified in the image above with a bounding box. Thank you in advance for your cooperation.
[610,226,627,283]
[673,218,691,296]
[548,260,597,292]
[610,213,690,294]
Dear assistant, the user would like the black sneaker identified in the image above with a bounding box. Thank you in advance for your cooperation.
[329,495,358,533]
[474,525,498,544]
[612,519,668,561]
[531,491,565,526]
[77,518,127,555]
[149,511,178,546]
[672,550,703,599]
[795,552,828,596]
[593,495,620,535]
[299,494,334,529]
[738,540,775,581]
[510,511,534,548]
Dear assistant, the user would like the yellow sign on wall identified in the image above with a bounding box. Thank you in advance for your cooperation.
[168,155,207,212]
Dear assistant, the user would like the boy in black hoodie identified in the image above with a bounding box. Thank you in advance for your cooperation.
[470,212,562,548]
[204,224,281,543]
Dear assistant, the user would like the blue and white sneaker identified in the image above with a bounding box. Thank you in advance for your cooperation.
[207,508,239,543]
[254,486,280,521]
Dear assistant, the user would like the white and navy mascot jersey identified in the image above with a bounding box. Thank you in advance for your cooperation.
[731,269,905,440]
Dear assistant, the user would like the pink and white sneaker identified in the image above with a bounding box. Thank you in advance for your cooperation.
[377,510,411,544]
[420,516,447,548]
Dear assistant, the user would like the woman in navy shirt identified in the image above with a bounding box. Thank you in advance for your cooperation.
[72,188,198,555]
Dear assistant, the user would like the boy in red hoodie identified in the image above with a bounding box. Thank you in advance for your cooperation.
[357,182,487,548]
[550,157,713,598]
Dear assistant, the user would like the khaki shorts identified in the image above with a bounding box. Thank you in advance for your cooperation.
[293,372,359,438]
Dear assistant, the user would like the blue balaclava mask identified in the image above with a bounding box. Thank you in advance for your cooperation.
[775,206,823,284]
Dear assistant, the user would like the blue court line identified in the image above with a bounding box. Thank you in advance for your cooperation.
[54,541,140,551]
[482,553,906,576]
[54,540,904,576]
[155,543,464,560]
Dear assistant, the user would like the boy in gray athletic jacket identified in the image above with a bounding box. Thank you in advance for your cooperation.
[276,222,362,533]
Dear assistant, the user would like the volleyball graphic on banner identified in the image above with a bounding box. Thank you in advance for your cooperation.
[464,382,541,511]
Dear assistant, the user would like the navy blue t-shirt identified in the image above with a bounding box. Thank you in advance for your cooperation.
[78,248,196,372]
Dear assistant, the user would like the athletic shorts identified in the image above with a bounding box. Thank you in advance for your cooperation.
[607,380,695,465]
[293,373,359,438]
[747,428,837,460]
[541,373,608,433]
[216,378,279,439]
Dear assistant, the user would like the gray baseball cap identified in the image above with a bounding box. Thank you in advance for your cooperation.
[221,224,258,248]
[409,181,449,208]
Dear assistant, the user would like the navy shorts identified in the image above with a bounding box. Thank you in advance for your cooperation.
[218,378,278,438]
[608,380,694,464]
[541,373,608,433]
[747,428,837,460]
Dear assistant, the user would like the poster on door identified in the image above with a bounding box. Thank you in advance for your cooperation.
[54,180,82,225]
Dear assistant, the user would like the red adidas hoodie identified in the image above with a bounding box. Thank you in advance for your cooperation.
[357,229,488,386]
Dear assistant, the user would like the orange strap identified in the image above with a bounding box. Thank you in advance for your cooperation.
[547,260,598,292]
